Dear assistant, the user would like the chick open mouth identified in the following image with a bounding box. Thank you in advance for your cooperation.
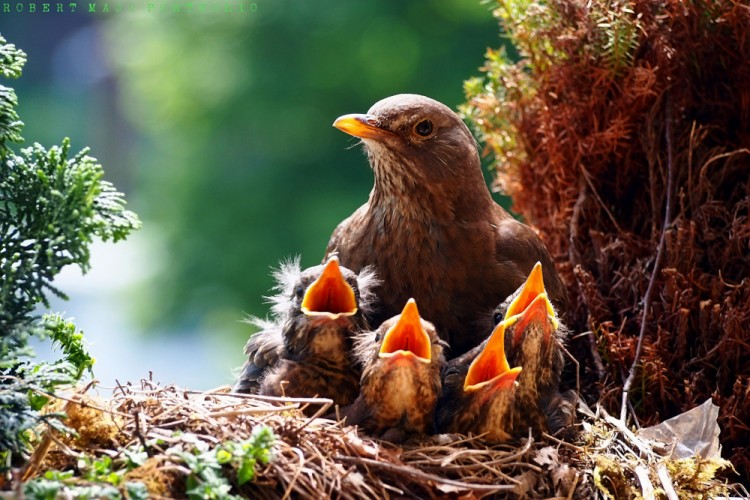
[301,257,358,318]
[379,299,432,363]
[512,292,557,345]
[505,262,558,330]
[464,319,522,392]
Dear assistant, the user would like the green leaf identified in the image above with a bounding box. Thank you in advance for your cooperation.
[22,478,61,500]
[0,33,139,462]
[28,392,49,411]
[237,458,256,485]
[41,313,95,379]
[123,447,148,469]
[215,448,232,464]
[0,35,27,79]
[125,481,149,500]
[44,470,74,480]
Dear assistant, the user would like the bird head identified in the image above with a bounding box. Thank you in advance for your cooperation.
[354,298,445,437]
[298,256,358,323]
[463,319,523,394]
[267,256,373,360]
[355,298,444,368]
[333,94,487,208]
[493,262,567,398]
[494,262,559,347]
[437,318,522,440]
[270,256,371,331]
[377,298,437,364]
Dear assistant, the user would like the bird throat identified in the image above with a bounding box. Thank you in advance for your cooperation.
[369,152,456,223]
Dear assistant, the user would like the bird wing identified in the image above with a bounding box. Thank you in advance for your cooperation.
[541,389,577,434]
[233,317,284,393]
[323,203,369,265]
[235,257,303,393]
[492,208,569,313]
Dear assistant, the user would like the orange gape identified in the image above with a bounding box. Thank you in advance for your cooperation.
[301,257,358,316]
[379,299,432,362]
[464,319,522,392]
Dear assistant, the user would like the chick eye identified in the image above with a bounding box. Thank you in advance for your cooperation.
[374,332,381,343]
[493,311,504,325]
[444,367,461,386]
[295,285,305,299]
[414,119,433,137]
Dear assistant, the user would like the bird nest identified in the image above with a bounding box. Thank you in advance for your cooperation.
[16,378,745,499]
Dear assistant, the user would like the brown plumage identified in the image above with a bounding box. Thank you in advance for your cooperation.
[233,256,378,411]
[498,263,576,435]
[437,319,522,442]
[438,263,576,441]
[327,94,567,356]
[342,299,446,443]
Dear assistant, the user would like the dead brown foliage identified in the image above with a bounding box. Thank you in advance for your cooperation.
[464,0,750,483]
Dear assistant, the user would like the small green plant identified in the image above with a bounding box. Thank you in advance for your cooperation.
[176,425,277,499]
[79,455,122,486]
[216,425,276,485]
[178,449,235,500]
[23,468,147,500]
[22,444,150,499]
[592,2,640,74]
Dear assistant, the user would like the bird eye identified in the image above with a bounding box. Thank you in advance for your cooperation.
[414,119,433,137]
[374,332,381,343]
[295,285,305,299]
[492,311,504,325]
[444,367,461,386]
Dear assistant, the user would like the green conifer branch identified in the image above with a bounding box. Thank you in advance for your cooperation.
[0,34,140,468]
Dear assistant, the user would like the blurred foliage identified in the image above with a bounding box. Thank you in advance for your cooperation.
[0,34,140,467]
[100,0,504,338]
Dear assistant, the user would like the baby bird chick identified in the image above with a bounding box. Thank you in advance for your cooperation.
[497,262,575,435]
[437,318,522,442]
[234,256,377,411]
[343,299,446,443]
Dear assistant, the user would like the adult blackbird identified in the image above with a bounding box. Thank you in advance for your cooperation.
[328,94,568,356]
[342,299,446,442]
[233,256,378,410]
[437,318,522,442]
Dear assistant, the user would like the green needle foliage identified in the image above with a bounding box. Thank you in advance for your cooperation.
[0,35,140,469]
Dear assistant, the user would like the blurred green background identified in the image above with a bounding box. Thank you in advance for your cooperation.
[2,0,505,388]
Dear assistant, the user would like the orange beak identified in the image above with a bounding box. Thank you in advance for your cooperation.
[333,113,395,140]
[505,262,545,318]
[464,319,522,392]
[512,292,557,345]
[379,299,432,363]
[504,262,558,329]
[300,256,357,318]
